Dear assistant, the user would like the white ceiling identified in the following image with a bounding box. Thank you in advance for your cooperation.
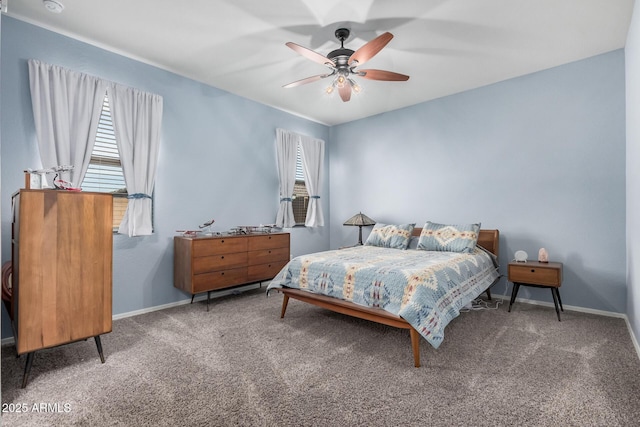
[5,0,635,125]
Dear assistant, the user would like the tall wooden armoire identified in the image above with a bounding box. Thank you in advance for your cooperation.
[10,189,113,387]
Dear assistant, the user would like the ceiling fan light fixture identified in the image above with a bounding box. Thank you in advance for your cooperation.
[349,79,362,93]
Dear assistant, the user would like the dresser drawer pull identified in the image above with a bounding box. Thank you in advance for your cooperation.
[221,240,225,244]
[221,272,225,276]
[531,269,535,273]
[268,250,272,254]
[221,256,224,259]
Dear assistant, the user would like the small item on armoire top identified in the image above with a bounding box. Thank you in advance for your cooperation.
[538,248,549,263]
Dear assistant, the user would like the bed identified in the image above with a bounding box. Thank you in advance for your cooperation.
[267,224,500,367]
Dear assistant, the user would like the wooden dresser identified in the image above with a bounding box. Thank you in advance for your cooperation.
[174,232,290,309]
[10,189,113,387]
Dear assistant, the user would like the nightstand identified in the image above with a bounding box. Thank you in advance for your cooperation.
[508,261,564,321]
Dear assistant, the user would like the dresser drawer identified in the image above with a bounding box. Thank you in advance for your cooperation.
[248,247,289,266]
[248,234,289,251]
[508,264,562,287]
[193,237,247,257]
[193,267,248,293]
[248,260,288,282]
[193,252,247,274]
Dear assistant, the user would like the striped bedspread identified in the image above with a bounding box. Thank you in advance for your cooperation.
[267,245,499,349]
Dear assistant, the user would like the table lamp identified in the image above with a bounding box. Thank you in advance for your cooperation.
[343,212,376,245]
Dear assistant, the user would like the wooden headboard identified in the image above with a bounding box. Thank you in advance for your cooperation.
[412,228,499,258]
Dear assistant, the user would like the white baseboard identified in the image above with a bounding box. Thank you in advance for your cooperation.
[492,293,626,318]
[625,317,640,362]
[4,286,639,362]
[112,282,263,320]
[1,282,264,347]
[493,293,640,361]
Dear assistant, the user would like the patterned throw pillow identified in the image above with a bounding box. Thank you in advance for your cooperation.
[417,221,480,253]
[364,223,415,250]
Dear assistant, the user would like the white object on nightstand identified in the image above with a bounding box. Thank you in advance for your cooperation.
[514,250,528,262]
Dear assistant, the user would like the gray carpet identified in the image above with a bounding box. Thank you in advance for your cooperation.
[2,288,640,427]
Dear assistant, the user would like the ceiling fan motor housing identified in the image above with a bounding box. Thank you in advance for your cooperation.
[327,48,354,64]
[329,28,355,67]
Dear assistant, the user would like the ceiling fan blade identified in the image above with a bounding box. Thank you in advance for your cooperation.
[286,42,335,67]
[283,74,331,88]
[348,32,394,66]
[338,85,351,102]
[358,69,410,81]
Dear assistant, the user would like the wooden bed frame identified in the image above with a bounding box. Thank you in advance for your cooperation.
[276,228,500,368]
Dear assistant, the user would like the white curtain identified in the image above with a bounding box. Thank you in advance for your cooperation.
[28,59,107,186]
[275,128,298,228]
[108,83,163,237]
[299,135,325,227]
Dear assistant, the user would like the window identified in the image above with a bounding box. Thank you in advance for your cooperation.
[81,94,128,230]
[292,144,309,225]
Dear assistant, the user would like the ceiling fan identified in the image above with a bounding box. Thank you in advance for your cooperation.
[283,28,410,102]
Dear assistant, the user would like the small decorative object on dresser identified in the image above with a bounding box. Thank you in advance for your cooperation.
[538,248,549,263]
[508,260,563,321]
[199,218,215,235]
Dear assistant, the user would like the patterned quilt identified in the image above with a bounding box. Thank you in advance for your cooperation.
[267,246,499,349]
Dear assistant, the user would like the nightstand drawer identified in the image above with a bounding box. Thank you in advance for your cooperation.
[508,263,562,287]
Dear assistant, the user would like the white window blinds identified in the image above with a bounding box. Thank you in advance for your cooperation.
[82,95,126,193]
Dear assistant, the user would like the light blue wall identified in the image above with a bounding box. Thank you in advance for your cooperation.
[0,17,330,338]
[626,2,640,346]
[329,49,627,314]
[0,16,631,339]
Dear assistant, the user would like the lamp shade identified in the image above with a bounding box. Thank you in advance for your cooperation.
[343,212,376,245]
[343,212,376,227]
